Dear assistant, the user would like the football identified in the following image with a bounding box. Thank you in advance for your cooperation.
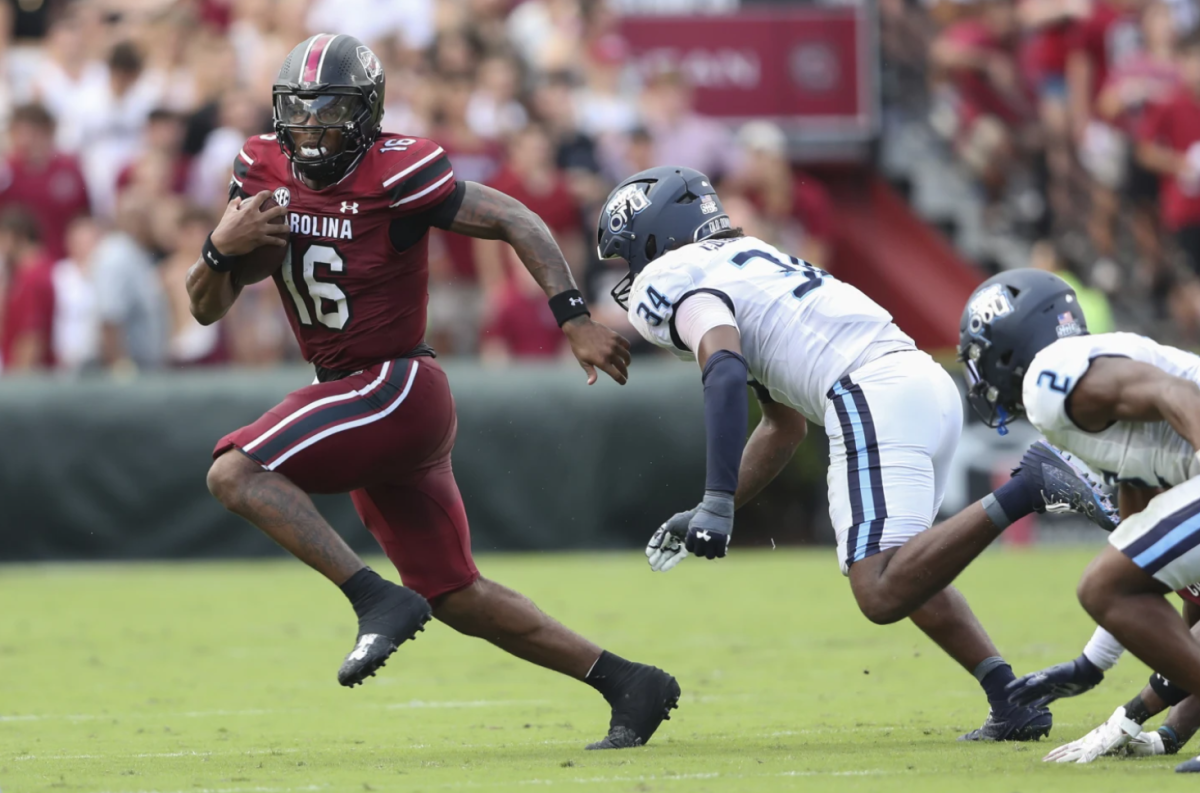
[232,195,289,286]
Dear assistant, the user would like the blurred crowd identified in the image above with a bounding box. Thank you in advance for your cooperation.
[0,0,834,376]
[884,0,1200,337]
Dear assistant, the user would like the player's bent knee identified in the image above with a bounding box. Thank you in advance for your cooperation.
[206,450,260,508]
[848,554,910,625]
[1077,562,1117,624]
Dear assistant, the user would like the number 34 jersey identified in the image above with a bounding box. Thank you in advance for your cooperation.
[627,235,914,425]
[230,133,457,372]
[1024,333,1200,488]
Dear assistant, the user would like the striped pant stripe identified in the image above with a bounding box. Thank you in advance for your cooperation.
[1123,498,1200,575]
[245,360,419,470]
[829,375,888,568]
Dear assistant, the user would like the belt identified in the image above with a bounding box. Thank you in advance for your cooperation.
[314,342,436,383]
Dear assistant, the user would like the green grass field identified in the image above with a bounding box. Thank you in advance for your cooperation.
[3,548,1197,792]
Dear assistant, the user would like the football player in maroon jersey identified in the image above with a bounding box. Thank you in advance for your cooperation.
[185,34,676,750]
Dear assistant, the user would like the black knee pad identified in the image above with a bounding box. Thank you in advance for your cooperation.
[1150,672,1191,707]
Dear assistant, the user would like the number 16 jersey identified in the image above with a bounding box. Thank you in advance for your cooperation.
[230,132,458,372]
[626,235,914,425]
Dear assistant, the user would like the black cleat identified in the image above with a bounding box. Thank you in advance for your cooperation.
[959,705,1052,742]
[1016,441,1119,532]
[337,583,432,688]
[586,665,680,750]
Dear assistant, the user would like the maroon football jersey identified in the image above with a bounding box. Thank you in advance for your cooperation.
[231,133,457,371]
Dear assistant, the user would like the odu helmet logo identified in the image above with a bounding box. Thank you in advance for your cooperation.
[966,284,1012,335]
[606,184,651,234]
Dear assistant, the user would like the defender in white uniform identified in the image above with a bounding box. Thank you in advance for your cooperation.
[596,167,1116,741]
[626,234,961,573]
[958,270,1200,772]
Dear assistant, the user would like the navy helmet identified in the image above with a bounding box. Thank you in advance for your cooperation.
[273,34,386,184]
[958,269,1087,433]
[597,166,732,309]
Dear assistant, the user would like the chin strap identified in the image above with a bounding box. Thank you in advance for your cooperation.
[996,405,1010,436]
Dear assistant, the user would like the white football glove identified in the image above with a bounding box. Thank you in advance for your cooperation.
[1043,706,1142,763]
[1125,729,1167,757]
[646,508,695,572]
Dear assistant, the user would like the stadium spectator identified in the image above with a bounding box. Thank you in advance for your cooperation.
[51,215,102,373]
[639,68,734,180]
[1029,238,1117,332]
[30,9,110,152]
[508,0,587,74]
[90,192,169,373]
[0,103,90,261]
[573,33,640,143]
[1067,0,1143,142]
[426,71,504,354]
[483,123,586,288]
[724,121,836,267]
[116,109,189,198]
[529,70,606,206]
[479,265,568,362]
[160,205,227,367]
[931,0,1032,211]
[306,0,436,53]
[1137,34,1200,275]
[1018,0,1089,228]
[73,41,168,218]
[0,209,55,372]
[1094,1,1181,292]
[467,54,529,139]
[189,90,269,210]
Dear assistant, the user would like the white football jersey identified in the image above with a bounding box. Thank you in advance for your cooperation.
[1024,333,1200,487]
[626,235,914,424]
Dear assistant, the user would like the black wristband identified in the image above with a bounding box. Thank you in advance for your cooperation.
[202,234,238,273]
[548,289,590,327]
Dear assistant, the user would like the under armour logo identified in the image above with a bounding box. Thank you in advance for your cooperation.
[695,530,711,541]
[341,202,359,214]
[206,251,217,264]
[569,297,584,306]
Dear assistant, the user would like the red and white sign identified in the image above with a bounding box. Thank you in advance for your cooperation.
[620,7,878,141]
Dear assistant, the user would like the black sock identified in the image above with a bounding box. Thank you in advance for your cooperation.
[975,658,1017,709]
[990,475,1039,525]
[1124,694,1153,724]
[339,567,394,623]
[585,651,638,702]
[1160,725,1182,754]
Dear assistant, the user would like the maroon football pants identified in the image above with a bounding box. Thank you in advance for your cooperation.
[214,357,479,599]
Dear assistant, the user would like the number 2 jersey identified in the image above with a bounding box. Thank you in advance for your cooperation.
[626,235,914,424]
[229,133,459,372]
[1024,332,1200,488]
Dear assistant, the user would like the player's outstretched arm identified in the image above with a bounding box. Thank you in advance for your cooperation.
[735,399,807,510]
[446,182,630,385]
[187,192,288,325]
[1069,357,1200,451]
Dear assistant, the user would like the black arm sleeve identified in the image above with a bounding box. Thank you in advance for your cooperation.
[702,350,750,495]
[387,180,467,252]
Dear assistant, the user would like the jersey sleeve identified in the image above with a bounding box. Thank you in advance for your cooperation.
[381,138,457,216]
[228,136,266,201]
[673,291,739,354]
[626,262,701,361]
[1022,337,1098,434]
